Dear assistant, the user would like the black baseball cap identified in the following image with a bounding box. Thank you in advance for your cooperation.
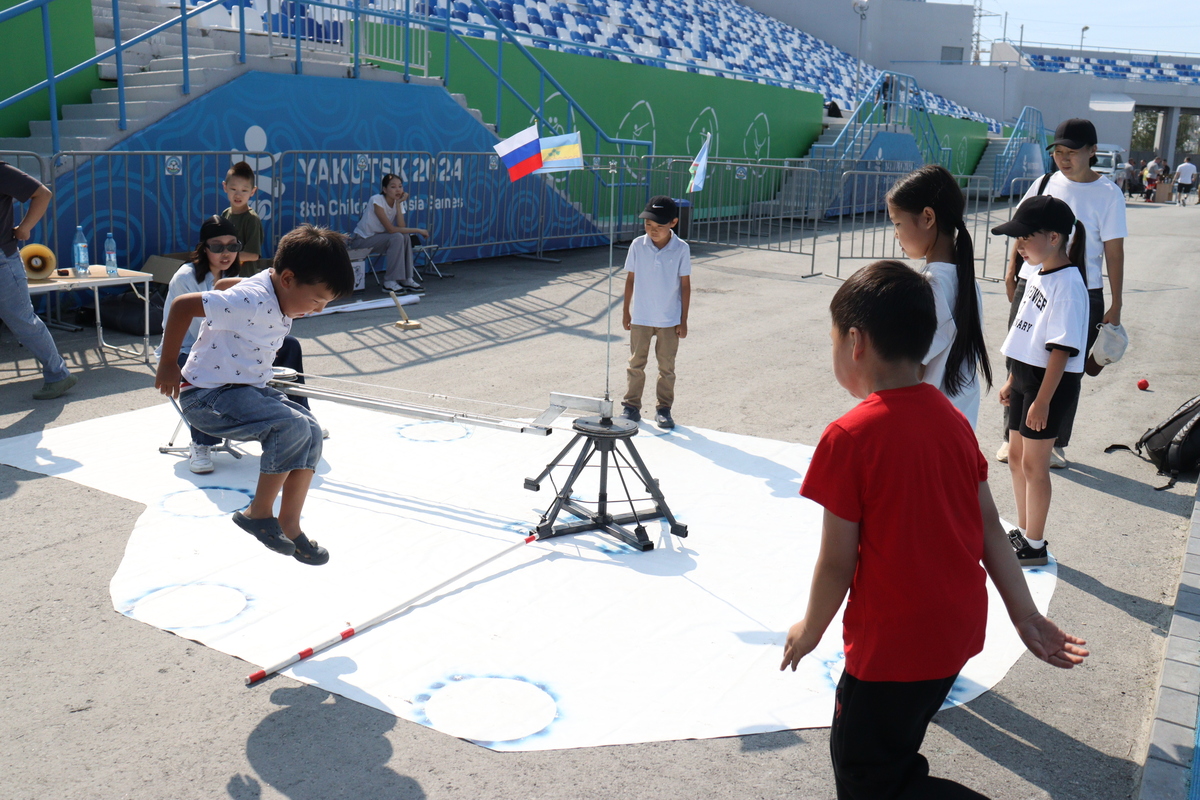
[1048,118,1098,150]
[639,195,679,224]
[199,214,238,241]
[991,195,1076,238]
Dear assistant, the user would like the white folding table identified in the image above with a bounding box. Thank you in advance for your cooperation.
[27,266,154,364]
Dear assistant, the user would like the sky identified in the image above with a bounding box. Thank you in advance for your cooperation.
[945,0,1200,58]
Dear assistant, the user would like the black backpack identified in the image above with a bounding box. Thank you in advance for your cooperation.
[1106,395,1200,490]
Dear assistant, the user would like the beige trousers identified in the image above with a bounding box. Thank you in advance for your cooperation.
[624,324,679,411]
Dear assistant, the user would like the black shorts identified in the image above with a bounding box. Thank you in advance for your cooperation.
[1007,360,1083,440]
[1177,182,1194,195]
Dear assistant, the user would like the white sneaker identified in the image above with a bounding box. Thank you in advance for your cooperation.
[383,280,402,292]
[188,442,215,474]
[996,441,1009,463]
[1050,445,1068,469]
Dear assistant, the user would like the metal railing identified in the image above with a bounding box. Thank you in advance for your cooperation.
[993,106,1048,190]
[0,0,250,155]
[833,171,995,280]
[809,71,952,170]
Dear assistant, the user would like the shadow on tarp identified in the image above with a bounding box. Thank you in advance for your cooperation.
[232,658,426,800]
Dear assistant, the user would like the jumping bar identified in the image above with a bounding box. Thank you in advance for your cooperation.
[246,534,539,685]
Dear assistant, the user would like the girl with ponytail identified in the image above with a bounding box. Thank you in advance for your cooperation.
[990,195,1089,566]
[886,164,992,428]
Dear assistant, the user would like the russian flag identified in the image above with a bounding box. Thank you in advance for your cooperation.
[493,124,543,182]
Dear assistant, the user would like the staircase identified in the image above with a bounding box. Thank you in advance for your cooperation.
[969,133,1010,196]
[0,0,495,159]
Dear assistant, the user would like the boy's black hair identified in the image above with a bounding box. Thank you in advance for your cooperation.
[226,160,256,185]
[273,224,356,299]
[887,164,993,394]
[381,173,402,193]
[830,260,936,364]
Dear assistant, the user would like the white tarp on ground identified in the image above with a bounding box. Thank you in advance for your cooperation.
[0,402,1057,751]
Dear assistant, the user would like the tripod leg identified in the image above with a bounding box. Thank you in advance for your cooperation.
[620,438,689,538]
[524,433,584,491]
[534,437,596,537]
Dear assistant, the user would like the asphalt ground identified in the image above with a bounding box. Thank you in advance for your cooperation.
[2,200,1197,800]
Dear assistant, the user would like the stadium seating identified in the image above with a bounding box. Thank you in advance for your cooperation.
[440,0,1001,131]
[1023,49,1200,85]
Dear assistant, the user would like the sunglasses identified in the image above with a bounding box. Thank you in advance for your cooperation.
[206,241,244,253]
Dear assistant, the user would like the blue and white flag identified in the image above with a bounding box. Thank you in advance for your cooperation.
[535,132,585,173]
[686,132,711,193]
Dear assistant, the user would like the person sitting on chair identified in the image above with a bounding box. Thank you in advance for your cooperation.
[347,173,429,294]
[157,215,314,474]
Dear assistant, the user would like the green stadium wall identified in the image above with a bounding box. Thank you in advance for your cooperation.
[0,0,103,140]
[928,114,990,176]
[378,32,826,161]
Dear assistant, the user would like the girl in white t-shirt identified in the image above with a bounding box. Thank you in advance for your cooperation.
[886,164,992,428]
[992,196,1089,567]
[348,173,430,293]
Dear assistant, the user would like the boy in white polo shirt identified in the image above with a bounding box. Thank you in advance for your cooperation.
[621,196,691,429]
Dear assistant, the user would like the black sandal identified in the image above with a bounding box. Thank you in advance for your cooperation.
[292,533,330,566]
[232,511,295,556]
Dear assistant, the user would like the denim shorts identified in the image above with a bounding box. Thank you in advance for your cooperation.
[180,384,321,474]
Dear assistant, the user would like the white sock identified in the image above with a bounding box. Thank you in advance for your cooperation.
[1025,537,1046,550]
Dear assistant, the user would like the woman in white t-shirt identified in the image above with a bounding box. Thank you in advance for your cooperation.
[347,173,430,293]
[992,195,1089,568]
[886,164,992,428]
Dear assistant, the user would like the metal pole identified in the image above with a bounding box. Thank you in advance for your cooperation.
[41,4,59,155]
[352,0,360,78]
[294,0,302,75]
[238,0,246,63]
[404,0,411,82]
[246,534,539,685]
[180,0,190,95]
[112,0,126,130]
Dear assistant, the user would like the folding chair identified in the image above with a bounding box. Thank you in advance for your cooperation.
[159,396,249,461]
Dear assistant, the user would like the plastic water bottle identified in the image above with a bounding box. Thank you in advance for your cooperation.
[104,232,118,276]
[73,226,89,277]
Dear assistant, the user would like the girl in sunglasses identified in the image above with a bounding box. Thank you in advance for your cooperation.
[157,215,311,474]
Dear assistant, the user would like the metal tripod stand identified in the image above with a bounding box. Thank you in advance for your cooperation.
[524,416,688,551]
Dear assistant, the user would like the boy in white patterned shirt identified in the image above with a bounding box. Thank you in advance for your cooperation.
[155,225,354,565]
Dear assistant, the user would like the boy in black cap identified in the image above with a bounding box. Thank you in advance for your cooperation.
[997,117,1127,469]
[621,196,691,429]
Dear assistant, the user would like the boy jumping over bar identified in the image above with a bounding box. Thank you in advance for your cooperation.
[155,225,355,565]
[780,261,1088,799]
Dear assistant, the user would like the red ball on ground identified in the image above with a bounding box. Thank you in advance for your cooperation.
[1138,379,1150,391]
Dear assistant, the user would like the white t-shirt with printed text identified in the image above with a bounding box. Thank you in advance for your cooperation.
[624,231,691,328]
[921,261,982,429]
[1001,264,1090,374]
[1017,171,1127,290]
[353,194,405,239]
[182,270,292,389]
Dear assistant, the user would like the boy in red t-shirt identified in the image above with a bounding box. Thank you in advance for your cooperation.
[780,260,1088,799]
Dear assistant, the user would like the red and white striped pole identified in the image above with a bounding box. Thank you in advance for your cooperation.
[246,534,539,685]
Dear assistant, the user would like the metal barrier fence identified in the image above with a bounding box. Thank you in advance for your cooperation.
[272,150,435,250]
[2,151,52,248]
[49,150,270,270]
[251,0,432,77]
[833,172,996,280]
